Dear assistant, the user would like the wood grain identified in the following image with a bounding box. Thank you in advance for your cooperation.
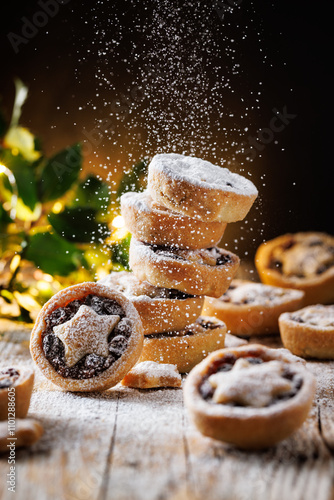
[1,324,334,500]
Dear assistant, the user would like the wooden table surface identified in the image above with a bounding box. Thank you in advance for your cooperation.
[1,319,334,500]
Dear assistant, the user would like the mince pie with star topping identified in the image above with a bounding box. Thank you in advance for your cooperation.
[30,282,143,392]
[203,279,305,336]
[255,232,334,305]
[279,304,334,359]
[0,367,34,420]
[183,344,315,449]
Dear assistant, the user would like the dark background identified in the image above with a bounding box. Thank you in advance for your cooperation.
[0,0,332,262]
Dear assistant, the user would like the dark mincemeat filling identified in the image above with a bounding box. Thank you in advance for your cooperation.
[150,244,232,266]
[199,355,302,405]
[42,294,132,380]
[0,368,20,389]
[146,318,221,339]
[269,240,334,277]
[154,288,195,300]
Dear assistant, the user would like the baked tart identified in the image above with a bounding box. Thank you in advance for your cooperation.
[0,367,34,420]
[255,232,334,305]
[129,238,240,298]
[30,282,144,392]
[279,304,334,359]
[184,344,315,449]
[147,153,258,223]
[98,271,204,335]
[138,316,226,373]
[121,191,227,249]
[203,279,305,336]
[0,419,43,452]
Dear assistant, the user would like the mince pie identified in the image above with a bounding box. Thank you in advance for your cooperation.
[279,304,334,359]
[203,279,305,336]
[98,271,203,335]
[255,232,334,305]
[30,282,144,392]
[183,344,315,449]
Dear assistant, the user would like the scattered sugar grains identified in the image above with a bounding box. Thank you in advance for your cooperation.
[71,1,287,257]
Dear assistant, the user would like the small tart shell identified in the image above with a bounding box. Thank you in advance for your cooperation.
[99,271,204,335]
[129,239,240,298]
[0,367,34,420]
[183,344,316,450]
[202,280,305,336]
[138,316,226,373]
[30,282,144,392]
[147,154,258,223]
[255,232,334,306]
[0,419,43,451]
[121,191,227,249]
[279,305,334,359]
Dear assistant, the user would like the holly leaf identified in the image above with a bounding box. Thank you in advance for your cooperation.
[48,207,110,243]
[73,174,110,212]
[0,149,37,211]
[39,143,82,202]
[25,232,87,276]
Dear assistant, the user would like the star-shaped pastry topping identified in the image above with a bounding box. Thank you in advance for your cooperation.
[53,305,120,367]
[208,358,293,408]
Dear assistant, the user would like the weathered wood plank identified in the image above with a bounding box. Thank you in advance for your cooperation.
[1,327,334,500]
[101,386,189,500]
[0,333,117,500]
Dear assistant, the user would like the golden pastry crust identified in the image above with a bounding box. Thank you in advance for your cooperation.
[147,153,258,223]
[30,282,144,392]
[121,191,227,249]
[255,232,334,305]
[129,239,240,298]
[183,344,315,450]
[203,280,305,336]
[0,367,34,420]
[138,316,226,373]
[98,271,204,335]
[0,419,43,452]
[279,304,334,359]
[121,361,182,388]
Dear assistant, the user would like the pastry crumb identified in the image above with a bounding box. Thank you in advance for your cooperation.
[121,361,181,389]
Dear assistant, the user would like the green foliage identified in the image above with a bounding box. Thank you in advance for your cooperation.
[110,234,131,270]
[73,174,110,212]
[0,149,38,211]
[24,232,87,276]
[39,143,82,202]
[48,207,110,243]
[0,80,146,322]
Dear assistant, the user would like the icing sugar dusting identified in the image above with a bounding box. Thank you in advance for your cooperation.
[121,361,181,388]
[149,153,258,195]
[223,280,304,306]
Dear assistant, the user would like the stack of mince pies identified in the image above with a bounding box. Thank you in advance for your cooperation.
[30,153,258,393]
[115,153,258,372]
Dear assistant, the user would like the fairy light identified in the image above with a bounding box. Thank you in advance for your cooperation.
[0,163,18,219]
[111,215,125,229]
